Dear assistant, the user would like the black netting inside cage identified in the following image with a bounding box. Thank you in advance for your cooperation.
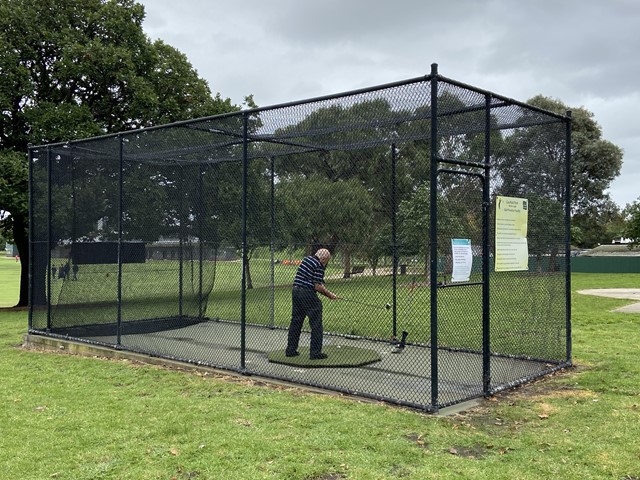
[29,66,571,411]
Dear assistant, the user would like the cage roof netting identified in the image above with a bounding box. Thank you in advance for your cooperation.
[36,72,567,166]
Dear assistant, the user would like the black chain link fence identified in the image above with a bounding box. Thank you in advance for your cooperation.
[29,65,571,411]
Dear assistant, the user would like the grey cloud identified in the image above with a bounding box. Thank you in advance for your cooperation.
[140,0,640,206]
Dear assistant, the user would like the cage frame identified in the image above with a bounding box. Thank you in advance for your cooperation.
[28,64,572,412]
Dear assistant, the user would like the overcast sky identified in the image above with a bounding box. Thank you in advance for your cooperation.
[139,0,640,208]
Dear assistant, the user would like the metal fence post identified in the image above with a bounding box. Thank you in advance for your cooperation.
[198,164,204,321]
[391,143,398,338]
[482,93,492,395]
[46,147,52,331]
[117,135,124,346]
[178,167,184,319]
[270,156,276,328]
[429,63,439,410]
[27,148,32,329]
[565,110,573,364]
[240,112,249,369]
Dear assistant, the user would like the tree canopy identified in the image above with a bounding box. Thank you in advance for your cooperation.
[623,199,640,246]
[0,0,241,306]
[526,95,624,247]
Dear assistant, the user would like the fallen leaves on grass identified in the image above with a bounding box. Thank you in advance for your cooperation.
[234,418,252,427]
[405,433,428,448]
[446,445,502,459]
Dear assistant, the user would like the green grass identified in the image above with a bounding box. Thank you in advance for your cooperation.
[0,256,21,307]
[2,273,640,479]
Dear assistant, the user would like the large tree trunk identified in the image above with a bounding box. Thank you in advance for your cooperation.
[549,247,558,273]
[342,250,351,279]
[244,258,253,290]
[13,213,30,307]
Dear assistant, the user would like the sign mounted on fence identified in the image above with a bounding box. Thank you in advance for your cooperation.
[451,239,473,283]
[495,196,529,272]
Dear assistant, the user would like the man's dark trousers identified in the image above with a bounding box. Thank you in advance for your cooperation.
[286,287,323,356]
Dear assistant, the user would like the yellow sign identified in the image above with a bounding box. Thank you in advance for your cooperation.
[495,196,528,272]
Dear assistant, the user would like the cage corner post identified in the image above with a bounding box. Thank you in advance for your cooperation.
[429,62,439,411]
[116,135,124,346]
[240,112,249,370]
[46,146,53,331]
[27,146,35,330]
[482,93,492,396]
[564,110,572,365]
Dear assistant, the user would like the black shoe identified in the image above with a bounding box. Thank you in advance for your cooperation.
[285,351,300,357]
[310,353,328,360]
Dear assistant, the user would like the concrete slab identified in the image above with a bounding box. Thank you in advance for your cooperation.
[30,319,555,411]
[577,289,640,312]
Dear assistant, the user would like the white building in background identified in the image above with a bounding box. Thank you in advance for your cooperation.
[5,243,18,256]
[611,237,632,244]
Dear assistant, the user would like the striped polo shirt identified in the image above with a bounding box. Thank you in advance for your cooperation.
[293,255,325,290]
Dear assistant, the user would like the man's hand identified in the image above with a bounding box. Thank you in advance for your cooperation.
[315,283,337,300]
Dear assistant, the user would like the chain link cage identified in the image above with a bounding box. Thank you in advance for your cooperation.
[29,64,571,412]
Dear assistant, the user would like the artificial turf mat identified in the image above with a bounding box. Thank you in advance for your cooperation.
[267,345,381,368]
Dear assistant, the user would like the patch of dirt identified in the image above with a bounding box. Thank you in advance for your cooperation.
[306,474,346,480]
[389,464,412,477]
[451,365,594,428]
[446,444,509,459]
[506,365,592,400]
[0,306,28,311]
[405,433,428,449]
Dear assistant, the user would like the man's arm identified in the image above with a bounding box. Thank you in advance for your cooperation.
[314,283,337,300]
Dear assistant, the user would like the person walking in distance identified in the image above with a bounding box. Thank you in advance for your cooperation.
[286,248,337,360]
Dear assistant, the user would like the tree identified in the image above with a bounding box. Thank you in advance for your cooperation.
[277,174,374,277]
[623,199,640,247]
[0,151,28,247]
[572,199,623,248]
[526,96,623,246]
[0,0,241,306]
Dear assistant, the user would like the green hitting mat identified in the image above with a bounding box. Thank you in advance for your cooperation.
[268,345,381,368]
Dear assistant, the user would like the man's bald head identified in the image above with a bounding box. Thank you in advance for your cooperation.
[315,248,331,265]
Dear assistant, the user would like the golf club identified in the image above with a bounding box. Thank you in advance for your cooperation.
[339,296,391,311]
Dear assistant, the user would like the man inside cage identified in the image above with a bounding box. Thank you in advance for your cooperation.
[285,248,338,360]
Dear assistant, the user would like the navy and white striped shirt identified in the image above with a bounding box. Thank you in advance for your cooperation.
[293,255,325,290]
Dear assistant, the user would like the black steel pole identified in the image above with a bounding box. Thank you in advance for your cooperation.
[46,147,52,331]
[270,157,276,328]
[429,63,439,410]
[240,113,249,369]
[117,136,124,345]
[178,167,184,320]
[482,93,492,395]
[198,164,204,320]
[565,111,573,364]
[391,143,398,338]
[28,147,34,329]
[71,154,77,259]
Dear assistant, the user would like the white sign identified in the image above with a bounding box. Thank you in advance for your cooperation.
[451,239,473,283]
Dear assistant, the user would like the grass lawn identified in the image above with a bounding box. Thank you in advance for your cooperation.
[0,256,21,307]
[1,270,640,479]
